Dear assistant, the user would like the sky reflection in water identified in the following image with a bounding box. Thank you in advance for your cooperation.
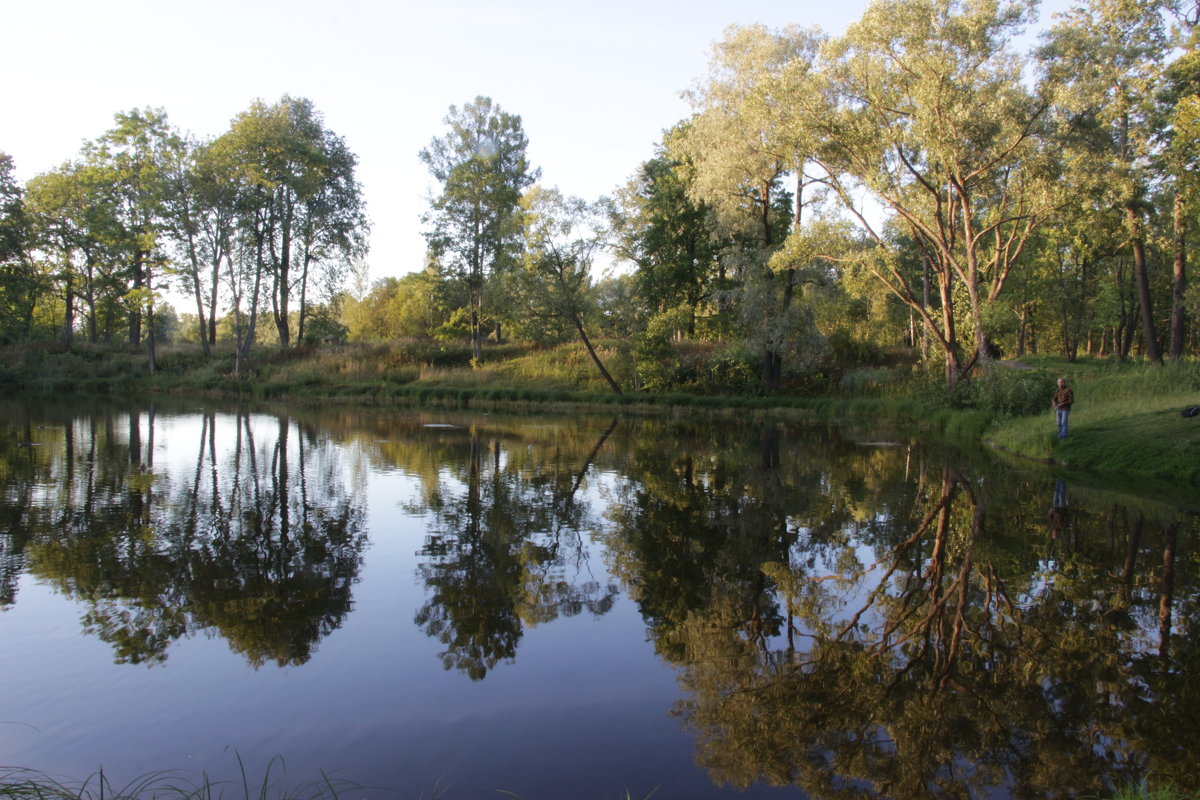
[0,398,1196,799]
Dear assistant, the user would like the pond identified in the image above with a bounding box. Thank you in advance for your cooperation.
[0,398,1196,799]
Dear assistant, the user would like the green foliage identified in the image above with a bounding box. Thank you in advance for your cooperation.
[1109,778,1193,800]
[827,328,883,368]
[0,151,39,345]
[511,186,608,355]
[969,369,1054,418]
[212,96,368,353]
[301,304,348,344]
[839,367,897,396]
[342,272,451,342]
[11,0,1200,378]
[420,96,537,361]
[634,333,761,396]
[610,144,721,326]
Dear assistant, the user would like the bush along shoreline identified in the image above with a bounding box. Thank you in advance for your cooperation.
[3,341,1197,488]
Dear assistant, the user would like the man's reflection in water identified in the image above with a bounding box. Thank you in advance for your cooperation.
[1049,477,1070,540]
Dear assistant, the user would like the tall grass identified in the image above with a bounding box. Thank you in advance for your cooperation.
[1108,778,1194,800]
[0,762,664,800]
[0,756,364,800]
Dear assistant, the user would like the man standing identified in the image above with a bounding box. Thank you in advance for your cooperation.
[1052,377,1075,440]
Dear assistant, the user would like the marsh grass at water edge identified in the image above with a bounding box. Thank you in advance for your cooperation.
[0,756,366,800]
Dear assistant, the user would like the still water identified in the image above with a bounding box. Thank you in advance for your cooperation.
[0,398,1196,799]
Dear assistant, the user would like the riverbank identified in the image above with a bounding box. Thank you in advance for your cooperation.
[985,356,1200,486]
[2,340,1197,486]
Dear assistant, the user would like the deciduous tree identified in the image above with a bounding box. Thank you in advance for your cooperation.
[1040,0,1171,363]
[0,152,38,342]
[420,97,537,362]
[812,0,1055,385]
[84,108,185,372]
[516,186,622,393]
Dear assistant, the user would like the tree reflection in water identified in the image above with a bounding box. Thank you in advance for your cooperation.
[412,419,620,679]
[608,434,1200,799]
[2,402,1197,796]
[2,402,366,667]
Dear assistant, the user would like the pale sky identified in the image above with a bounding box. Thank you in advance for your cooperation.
[4,0,1071,294]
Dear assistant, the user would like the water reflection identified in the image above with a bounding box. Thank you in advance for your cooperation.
[411,420,620,679]
[1,401,366,667]
[647,456,1199,797]
[1,400,1197,797]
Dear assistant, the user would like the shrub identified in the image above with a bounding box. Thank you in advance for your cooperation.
[971,369,1050,417]
[827,329,883,368]
[840,367,896,397]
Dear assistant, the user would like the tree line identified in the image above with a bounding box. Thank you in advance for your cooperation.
[0,96,368,377]
[4,0,1200,393]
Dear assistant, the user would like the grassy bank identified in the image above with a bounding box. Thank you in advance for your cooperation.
[986,358,1200,485]
[3,340,1197,486]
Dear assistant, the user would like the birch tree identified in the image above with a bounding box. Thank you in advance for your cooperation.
[420,97,537,362]
[84,108,183,372]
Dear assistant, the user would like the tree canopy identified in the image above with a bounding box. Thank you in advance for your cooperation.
[4,0,1199,387]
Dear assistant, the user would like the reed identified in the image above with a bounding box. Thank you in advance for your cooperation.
[0,756,361,800]
[1108,779,1193,800]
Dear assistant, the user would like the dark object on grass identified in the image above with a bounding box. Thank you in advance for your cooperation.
[1182,406,1200,418]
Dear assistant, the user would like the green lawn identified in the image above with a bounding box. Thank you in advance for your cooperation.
[987,359,1200,486]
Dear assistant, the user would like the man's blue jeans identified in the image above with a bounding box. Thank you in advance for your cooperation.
[1056,408,1070,440]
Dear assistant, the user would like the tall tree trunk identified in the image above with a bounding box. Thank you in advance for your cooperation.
[1170,193,1188,360]
[939,266,963,387]
[771,269,796,391]
[1015,305,1028,357]
[85,259,98,343]
[471,220,484,363]
[1127,204,1162,363]
[471,294,483,363]
[62,283,75,345]
[192,265,210,358]
[208,254,221,347]
[298,252,312,346]
[968,279,991,377]
[146,267,157,376]
[1119,309,1137,361]
[129,252,145,345]
[275,206,292,348]
[240,227,267,363]
[759,180,785,392]
[921,256,933,358]
[183,222,210,357]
